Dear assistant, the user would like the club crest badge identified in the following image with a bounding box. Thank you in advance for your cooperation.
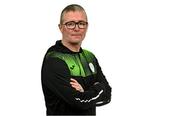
[89,63,95,73]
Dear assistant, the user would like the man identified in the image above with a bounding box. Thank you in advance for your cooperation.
[41,4,111,115]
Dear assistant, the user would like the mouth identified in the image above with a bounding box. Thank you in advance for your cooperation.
[71,34,82,39]
[71,34,82,36]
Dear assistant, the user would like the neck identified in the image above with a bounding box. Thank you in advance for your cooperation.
[61,40,81,52]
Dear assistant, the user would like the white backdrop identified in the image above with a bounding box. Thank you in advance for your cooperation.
[0,0,180,116]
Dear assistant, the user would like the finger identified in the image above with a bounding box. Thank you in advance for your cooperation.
[70,82,79,86]
[71,84,80,90]
[70,79,79,86]
[71,85,80,90]
[70,82,79,87]
[70,78,78,83]
[71,83,81,89]
[71,84,84,92]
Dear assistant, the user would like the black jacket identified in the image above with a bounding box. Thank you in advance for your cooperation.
[41,40,111,115]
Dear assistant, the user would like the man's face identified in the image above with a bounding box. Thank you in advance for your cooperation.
[60,11,88,45]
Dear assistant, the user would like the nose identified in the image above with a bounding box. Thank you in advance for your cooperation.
[74,24,80,31]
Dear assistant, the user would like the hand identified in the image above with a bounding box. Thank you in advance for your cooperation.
[70,78,84,92]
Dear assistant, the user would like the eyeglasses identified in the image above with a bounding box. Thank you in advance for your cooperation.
[62,21,88,29]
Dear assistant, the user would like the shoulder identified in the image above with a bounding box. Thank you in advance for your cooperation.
[46,51,62,59]
[42,52,70,75]
[82,49,96,58]
[43,49,67,69]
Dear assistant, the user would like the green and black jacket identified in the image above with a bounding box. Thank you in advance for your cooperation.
[41,40,111,115]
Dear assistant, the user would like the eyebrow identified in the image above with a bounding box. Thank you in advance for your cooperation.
[63,20,87,23]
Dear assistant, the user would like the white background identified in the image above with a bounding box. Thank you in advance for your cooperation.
[0,0,180,116]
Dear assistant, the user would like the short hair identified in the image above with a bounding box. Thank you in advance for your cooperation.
[60,4,87,25]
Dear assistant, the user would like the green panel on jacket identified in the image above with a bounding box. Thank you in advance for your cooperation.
[46,49,97,77]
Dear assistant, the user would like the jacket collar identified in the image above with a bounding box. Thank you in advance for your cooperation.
[54,40,83,54]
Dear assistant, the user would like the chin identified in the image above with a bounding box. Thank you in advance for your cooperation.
[70,38,84,44]
[69,40,82,45]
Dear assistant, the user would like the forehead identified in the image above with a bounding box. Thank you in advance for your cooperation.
[63,11,87,22]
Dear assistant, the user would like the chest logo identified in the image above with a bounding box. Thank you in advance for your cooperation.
[70,65,75,70]
[89,63,95,73]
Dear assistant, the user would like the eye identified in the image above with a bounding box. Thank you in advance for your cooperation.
[79,22,86,26]
[66,22,75,26]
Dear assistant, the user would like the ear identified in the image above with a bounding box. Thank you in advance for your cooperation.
[58,24,63,32]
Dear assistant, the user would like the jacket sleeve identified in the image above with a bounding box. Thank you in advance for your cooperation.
[41,57,106,110]
[93,58,112,106]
